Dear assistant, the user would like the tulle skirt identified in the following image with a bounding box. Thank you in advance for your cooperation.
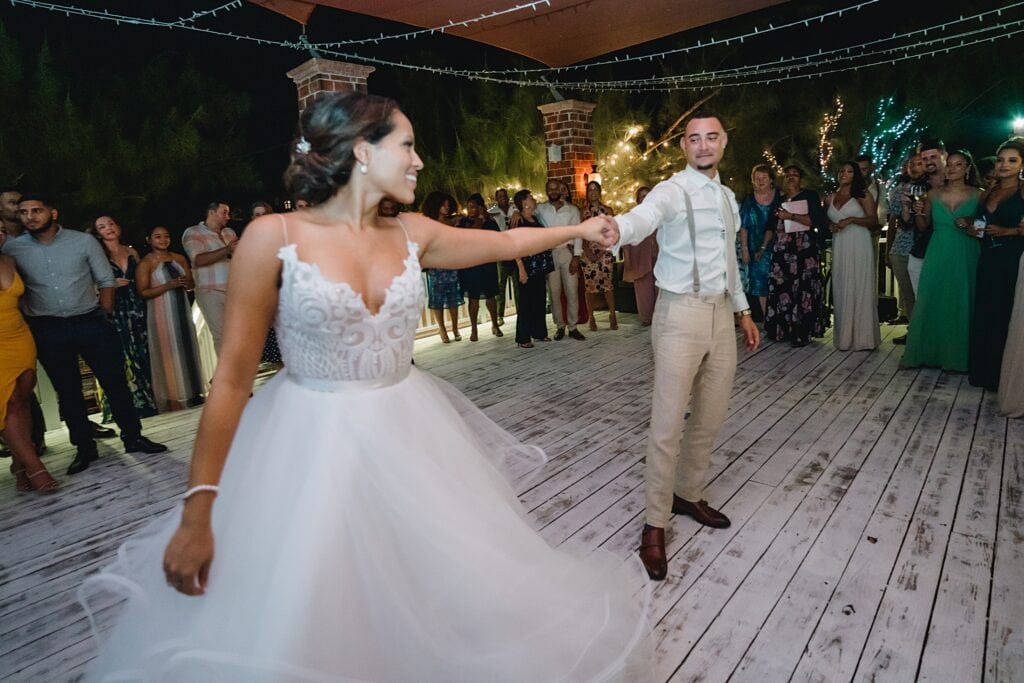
[80,367,652,682]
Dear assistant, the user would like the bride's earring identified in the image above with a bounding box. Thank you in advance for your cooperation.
[359,162,368,175]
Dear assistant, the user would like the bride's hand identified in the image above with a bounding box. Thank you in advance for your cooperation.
[580,215,618,248]
[163,522,214,596]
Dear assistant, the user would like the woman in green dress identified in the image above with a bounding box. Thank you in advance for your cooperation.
[969,138,1024,390]
[901,150,981,371]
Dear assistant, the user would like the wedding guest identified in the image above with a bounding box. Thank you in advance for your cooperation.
[249,203,282,369]
[621,186,658,325]
[0,188,45,455]
[511,190,553,347]
[0,224,58,492]
[490,187,518,325]
[6,194,167,474]
[421,191,462,343]
[183,201,238,353]
[999,252,1024,417]
[90,216,158,418]
[456,193,503,341]
[136,226,205,412]
[977,156,998,190]
[764,165,829,346]
[828,161,881,351]
[969,137,1024,390]
[885,154,926,328]
[907,140,948,296]
[902,150,981,371]
[739,164,783,321]
[580,181,617,331]
[377,198,400,217]
[536,179,585,340]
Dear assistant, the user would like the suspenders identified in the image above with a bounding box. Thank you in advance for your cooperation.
[679,181,738,297]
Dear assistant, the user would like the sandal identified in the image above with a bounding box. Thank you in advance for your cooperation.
[492,326,504,337]
[452,332,462,341]
[28,470,60,493]
[10,462,31,492]
[518,342,534,348]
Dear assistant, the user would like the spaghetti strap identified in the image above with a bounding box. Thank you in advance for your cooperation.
[278,213,290,246]
[395,215,411,243]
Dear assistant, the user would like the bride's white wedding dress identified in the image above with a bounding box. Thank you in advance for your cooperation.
[81,221,652,682]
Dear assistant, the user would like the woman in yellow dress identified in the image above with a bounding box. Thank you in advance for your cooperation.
[1,225,58,492]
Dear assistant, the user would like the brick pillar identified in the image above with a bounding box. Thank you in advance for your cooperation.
[537,100,597,201]
[287,58,376,111]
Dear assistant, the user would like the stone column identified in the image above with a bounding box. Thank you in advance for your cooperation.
[287,58,376,111]
[537,99,597,201]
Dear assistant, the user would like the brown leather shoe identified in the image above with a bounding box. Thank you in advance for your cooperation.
[638,525,667,581]
[672,496,731,528]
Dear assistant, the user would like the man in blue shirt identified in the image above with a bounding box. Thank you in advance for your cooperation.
[6,194,166,474]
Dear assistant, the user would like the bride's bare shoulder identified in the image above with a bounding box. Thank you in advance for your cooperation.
[393,212,444,241]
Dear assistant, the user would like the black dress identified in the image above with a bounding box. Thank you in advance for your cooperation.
[513,217,554,344]
[456,217,501,298]
[969,188,1024,390]
[764,189,830,345]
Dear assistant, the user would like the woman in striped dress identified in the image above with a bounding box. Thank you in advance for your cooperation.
[136,226,205,412]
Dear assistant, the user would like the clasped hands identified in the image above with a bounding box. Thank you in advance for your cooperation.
[581,214,619,250]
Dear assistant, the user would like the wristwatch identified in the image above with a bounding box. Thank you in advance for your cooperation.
[736,309,752,317]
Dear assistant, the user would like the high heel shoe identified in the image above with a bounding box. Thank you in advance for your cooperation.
[10,463,31,492]
[28,469,59,493]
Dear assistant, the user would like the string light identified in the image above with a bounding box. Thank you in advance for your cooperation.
[10,0,1024,91]
[858,97,923,177]
[472,0,881,75]
[306,1,551,48]
[6,0,243,27]
[543,4,1024,90]
[565,19,1024,92]
[762,149,785,177]
[819,96,844,181]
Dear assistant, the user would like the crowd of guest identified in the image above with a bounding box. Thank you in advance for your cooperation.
[0,191,313,491]
[736,136,1024,417]
[418,179,655,348]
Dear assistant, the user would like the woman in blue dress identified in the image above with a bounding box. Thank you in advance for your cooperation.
[739,164,783,320]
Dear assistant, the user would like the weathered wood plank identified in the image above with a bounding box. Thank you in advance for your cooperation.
[986,414,1024,683]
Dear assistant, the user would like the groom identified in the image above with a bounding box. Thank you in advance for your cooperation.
[604,111,759,580]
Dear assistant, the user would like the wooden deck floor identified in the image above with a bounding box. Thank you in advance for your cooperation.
[1,313,1021,682]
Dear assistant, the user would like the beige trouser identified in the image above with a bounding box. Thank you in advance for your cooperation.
[547,246,579,331]
[646,290,737,528]
[194,289,228,353]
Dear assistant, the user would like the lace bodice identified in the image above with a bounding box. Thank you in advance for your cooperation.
[275,241,423,387]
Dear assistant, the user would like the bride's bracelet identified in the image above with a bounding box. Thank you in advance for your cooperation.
[183,484,220,500]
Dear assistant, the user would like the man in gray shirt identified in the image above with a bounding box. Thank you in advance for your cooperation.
[6,194,166,474]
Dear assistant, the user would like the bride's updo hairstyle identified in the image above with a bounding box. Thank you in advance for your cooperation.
[284,91,400,206]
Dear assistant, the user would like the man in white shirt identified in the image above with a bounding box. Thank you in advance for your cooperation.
[608,112,759,580]
[535,179,585,340]
[182,201,238,353]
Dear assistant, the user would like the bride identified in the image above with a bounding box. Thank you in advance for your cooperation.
[81,91,651,682]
